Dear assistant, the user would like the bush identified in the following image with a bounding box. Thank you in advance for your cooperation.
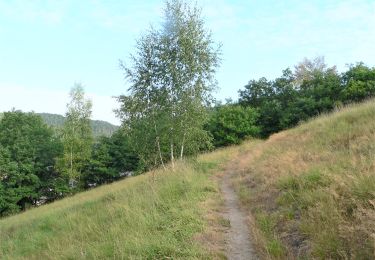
[206,104,260,147]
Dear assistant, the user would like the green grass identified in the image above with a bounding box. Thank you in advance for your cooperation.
[231,100,375,259]
[0,151,230,259]
[255,212,286,258]
[3,100,375,259]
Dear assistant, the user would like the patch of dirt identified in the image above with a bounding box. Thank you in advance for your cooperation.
[221,170,258,259]
[279,224,310,258]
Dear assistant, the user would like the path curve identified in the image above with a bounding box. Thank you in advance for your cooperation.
[221,171,257,260]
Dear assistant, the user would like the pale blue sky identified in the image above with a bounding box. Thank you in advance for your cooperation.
[1,0,374,124]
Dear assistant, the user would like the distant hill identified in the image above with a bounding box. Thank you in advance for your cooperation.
[38,113,119,137]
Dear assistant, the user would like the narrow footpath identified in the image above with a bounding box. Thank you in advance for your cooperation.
[221,170,258,260]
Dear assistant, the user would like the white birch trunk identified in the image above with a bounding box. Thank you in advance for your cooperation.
[70,146,73,177]
[180,132,186,160]
[152,115,166,170]
[171,142,175,170]
[156,137,166,170]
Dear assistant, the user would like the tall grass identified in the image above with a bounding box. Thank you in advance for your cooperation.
[3,100,374,259]
[0,149,231,259]
[231,100,375,259]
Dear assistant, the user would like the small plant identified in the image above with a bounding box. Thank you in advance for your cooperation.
[218,217,231,228]
[257,214,276,236]
[266,239,285,258]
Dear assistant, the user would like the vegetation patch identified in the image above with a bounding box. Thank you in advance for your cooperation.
[0,156,227,259]
[255,212,286,258]
[230,100,375,259]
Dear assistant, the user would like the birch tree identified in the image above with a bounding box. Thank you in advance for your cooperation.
[117,0,220,169]
[59,84,93,187]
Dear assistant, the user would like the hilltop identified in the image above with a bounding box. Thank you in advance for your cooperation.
[38,113,119,137]
[0,112,118,137]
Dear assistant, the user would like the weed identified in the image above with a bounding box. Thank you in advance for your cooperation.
[218,217,231,228]
[266,239,285,258]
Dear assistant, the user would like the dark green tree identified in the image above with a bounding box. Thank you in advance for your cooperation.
[238,57,343,137]
[0,111,63,216]
[341,63,375,103]
[239,77,274,108]
[82,130,139,187]
[106,130,139,173]
[82,138,117,187]
[0,146,19,215]
[207,104,260,147]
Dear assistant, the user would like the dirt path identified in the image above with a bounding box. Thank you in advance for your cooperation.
[221,171,258,260]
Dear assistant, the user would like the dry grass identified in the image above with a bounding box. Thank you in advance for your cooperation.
[230,100,375,259]
[198,145,249,259]
[194,195,227,259]
[0,148,237,259]
[2,100,375,259]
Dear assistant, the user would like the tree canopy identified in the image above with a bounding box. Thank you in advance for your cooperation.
[0,111,63,216]
[237,58,375,138]
[117,0,220,169]
[58,84,93,188]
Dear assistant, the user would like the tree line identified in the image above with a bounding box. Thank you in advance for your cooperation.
[208,57,375,145]
[0,85,139,216]
[1,0,375,217]
[0,0,218,217]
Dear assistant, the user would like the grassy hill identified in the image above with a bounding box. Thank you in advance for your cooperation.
[38,113,119,137]
[1,101,375,259]
[230,100,375,259]
[0,150,231,259]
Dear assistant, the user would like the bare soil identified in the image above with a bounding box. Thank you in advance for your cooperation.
[221,168,258,260]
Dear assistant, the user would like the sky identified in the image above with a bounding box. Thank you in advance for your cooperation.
[1,0,375,125]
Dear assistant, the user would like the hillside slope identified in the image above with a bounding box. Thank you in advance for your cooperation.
[38,113,119,137]
[230,100,375,259]
[2,101,375,259]
[0,150,232,259]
